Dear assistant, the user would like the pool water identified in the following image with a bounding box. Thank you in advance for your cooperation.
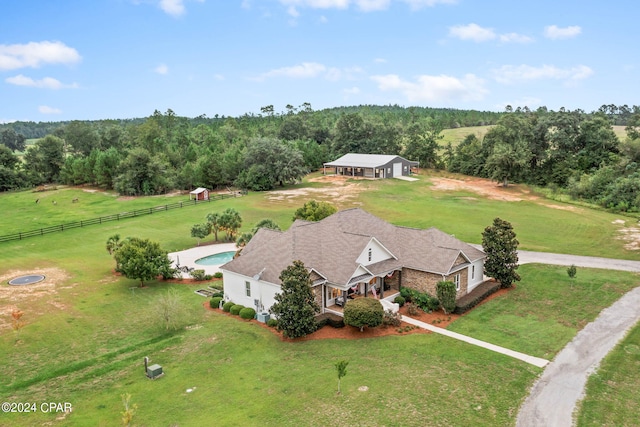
[195,251,236,266]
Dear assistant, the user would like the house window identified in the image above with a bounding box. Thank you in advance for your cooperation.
[453,274,460,291]
[368,248,372,262]
[404,165,408,171]
[471,265,475,280]
[387,168,391,173]
[245,281,251,297]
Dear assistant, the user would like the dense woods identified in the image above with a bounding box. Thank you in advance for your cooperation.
[1,103,640,212]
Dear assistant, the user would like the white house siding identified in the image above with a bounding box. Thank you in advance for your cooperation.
[466,259,485,292]
[356,238,394,266]
[222,270,280,314]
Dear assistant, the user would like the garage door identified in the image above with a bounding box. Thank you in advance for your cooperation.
[393,162,402,177]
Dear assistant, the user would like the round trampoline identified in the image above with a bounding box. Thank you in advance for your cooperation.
[8,275,45,286]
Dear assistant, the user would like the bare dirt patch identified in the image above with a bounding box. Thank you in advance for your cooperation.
[0,267,70,331]
[267,175,367,205]
[612,219,640,250]
[429,177,537,202]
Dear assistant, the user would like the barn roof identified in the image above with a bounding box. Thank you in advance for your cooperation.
[323,153,419,168]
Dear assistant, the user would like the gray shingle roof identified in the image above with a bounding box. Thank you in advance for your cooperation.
[220,208,484,288]
[324,153,418,168]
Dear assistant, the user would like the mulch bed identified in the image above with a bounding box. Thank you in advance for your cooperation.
[201,284,514,342]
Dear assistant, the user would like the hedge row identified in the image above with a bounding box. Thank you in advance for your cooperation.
[454,281,501,314]
[213,299,257,320]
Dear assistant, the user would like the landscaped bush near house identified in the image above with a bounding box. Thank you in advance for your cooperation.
[454,281,501,314]
[405,302,419,316]
[210,297,223,309]
[267,318,278,328]
[343,298,384,332]
[394,295,406,307]
[382,309,402,327]
[190,269,207,281]
[211,291,223,298]
[400,288,439,312]
[222,301,235,312]
[209,282,223,290]
[436,281,457,314]
[316,313,345,329]
[239,307,256,319]
[213,272,223,279]
[230,304,245,315]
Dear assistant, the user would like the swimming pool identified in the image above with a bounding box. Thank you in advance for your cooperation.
[194,250,236,266]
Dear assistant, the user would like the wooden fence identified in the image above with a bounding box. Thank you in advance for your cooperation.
[0,191,245,243]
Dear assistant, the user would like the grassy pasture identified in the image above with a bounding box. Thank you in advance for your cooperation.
[1,174,639,426]
[441,125,492,147]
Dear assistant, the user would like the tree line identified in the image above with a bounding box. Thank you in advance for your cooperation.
[1,103,640,211]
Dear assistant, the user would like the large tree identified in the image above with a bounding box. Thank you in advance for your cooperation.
[219,208,242,241]
[235,137,307,191]
[482,218,521,288]
[112,237,174,287]
[270,260,320,338]
[23,135,65,184]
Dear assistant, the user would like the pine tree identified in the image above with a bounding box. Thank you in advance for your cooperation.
[482,218,521,288]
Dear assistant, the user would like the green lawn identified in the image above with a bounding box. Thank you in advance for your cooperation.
[448,265,639,359]
[575,323,640,426]
[1,175,639,426]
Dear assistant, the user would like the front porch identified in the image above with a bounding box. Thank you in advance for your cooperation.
[322,272,401,316]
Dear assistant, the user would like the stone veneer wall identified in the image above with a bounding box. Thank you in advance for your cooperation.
[313,285,323,309]
[402,267,469,299]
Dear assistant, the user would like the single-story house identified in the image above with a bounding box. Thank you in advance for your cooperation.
[189,187,209,201]
[220,208,485,316]
[323,153,419,178]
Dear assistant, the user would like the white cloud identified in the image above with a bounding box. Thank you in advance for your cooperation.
[499,32,534,43]
[544,25,581,40]
[401,0,457,10]
[158,0,204,17]
[492,64,593,84]
[343,86,361,95]
[262,62,327,79]
[0,41,81,71]
[371,73,487,103]
[374,58,387,63]
[154,64,169,75]
[159,0,185,16]
[278,0,454,12]
[39,105,62,115]
[5,74,78,89]
[449,23,496,42]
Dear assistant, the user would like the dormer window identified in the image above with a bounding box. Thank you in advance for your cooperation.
[368,248,372,262]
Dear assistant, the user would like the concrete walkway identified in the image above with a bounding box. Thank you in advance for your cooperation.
[168,243,237,278]
[401,315,549,368]
[516,285,640,427]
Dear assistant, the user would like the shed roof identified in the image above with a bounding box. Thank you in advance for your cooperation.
[189,187,208,194]
[324,153,419,168]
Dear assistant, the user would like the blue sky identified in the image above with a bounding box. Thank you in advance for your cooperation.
[1,0,638,122]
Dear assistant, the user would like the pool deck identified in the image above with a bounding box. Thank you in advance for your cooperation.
[168,243,238,278]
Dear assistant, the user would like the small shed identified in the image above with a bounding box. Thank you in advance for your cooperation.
[189,187,209,201]
[323,153,419,178]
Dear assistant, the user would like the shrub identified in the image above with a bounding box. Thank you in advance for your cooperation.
[382,309,402,327]
[343,298,384,332]
[209,282,223,291]
[436,281,457,314]
[211,291,223,298]
[230,304,245,315]
[190,269,207,281]
[210,297,223,309]
[394,295,406,307]
[454,281,501,314]
[204,274,213,280]
[213,272,223,279]
[222,301,235,312]
[267,318,278,328]
[316,313,344,329]
[239,307,256,320]
[406,302,419,316]
[400,287,413,302]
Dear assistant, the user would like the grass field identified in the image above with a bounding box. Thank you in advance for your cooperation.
[1,174,639,426]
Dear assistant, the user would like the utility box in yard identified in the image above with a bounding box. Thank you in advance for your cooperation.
[147,364,164,379]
